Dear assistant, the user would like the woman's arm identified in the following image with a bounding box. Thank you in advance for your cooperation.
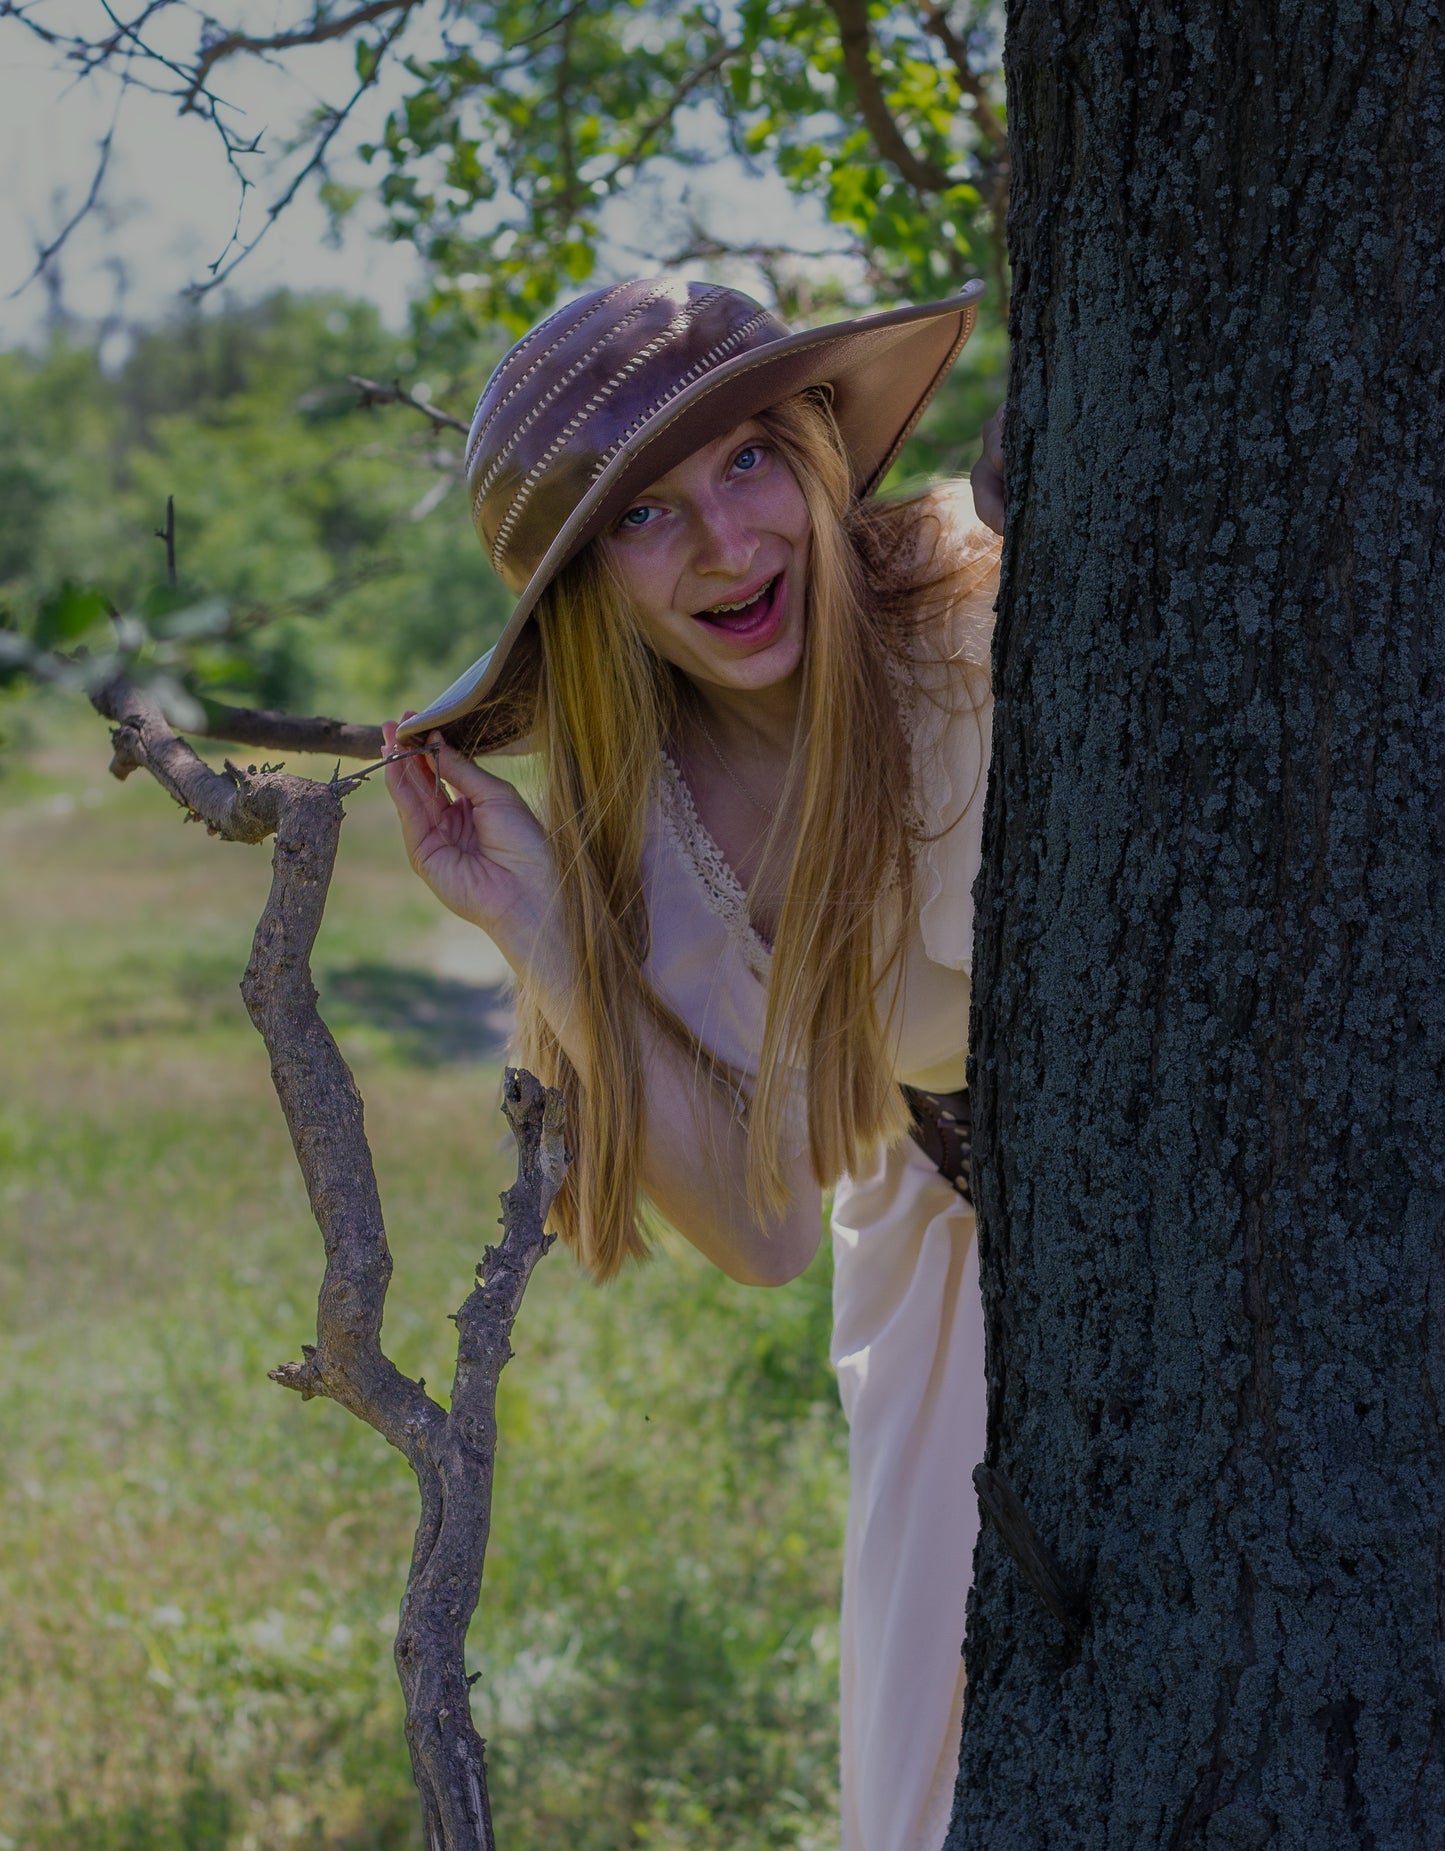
[382,724,822,1286]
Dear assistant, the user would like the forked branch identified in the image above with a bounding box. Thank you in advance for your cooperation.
[90,672,570,1850]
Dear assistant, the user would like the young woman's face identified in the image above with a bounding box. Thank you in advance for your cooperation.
[602,419,811,700]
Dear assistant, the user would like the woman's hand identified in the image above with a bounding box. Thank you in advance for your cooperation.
[971,406,1005,536]
[382,719,559,962]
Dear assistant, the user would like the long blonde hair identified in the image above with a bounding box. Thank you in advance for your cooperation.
[502,392,988,1279]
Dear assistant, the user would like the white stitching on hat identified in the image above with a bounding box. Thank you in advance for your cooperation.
[471,286,701,520]
[466,282,641,472]
[586,301,974,500]
[587,308,777,480]
[487,290,730,572]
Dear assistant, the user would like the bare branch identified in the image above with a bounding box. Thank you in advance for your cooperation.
[6,92,120,299]
[184,0,422,108]
[94,0,207,94]
[349,374,472,436]
[604,41,740,176]
[192,702,386,759]
[824,0,955,192]
[89,670,571,1850]
[917,0,1008,156]
[85,0,175,66]
[397,1069,565,1851]
[94,671,291,837]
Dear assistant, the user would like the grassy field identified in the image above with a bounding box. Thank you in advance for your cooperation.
[0,701,847,1851]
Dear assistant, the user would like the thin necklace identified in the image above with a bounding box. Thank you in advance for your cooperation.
[693,710,778,823]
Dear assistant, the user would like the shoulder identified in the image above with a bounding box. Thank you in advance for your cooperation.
[889,479,1001,575]
[910,481,1003,631]
[870,479,1000,698]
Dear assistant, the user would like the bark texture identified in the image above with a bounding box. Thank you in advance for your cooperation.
[949,5,1445,1846]
[92,677,568,1850]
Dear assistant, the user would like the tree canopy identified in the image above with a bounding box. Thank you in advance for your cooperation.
[3,0,1005,322]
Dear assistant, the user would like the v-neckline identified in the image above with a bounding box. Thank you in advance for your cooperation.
[657,752,774,973]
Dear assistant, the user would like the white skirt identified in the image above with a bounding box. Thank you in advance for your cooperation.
[831,1138,987,1851]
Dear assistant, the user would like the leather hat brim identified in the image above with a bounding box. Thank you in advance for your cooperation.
[396,282,985,752]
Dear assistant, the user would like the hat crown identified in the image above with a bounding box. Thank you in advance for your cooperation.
[465,279,787,591]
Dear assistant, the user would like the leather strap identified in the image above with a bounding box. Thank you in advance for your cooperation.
[900,1084,974,1205]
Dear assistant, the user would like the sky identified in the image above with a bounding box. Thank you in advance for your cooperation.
[0,3,840,355]
[1,9,428,349]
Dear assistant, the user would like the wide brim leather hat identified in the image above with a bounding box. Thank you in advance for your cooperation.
[396,275,985,756]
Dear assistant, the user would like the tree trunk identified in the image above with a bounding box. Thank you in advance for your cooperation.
[949,6,1445,1845]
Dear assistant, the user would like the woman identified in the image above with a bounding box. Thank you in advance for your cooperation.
[384,278,1006,1851]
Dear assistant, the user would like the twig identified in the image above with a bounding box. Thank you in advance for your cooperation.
[973,1463,1086,1643]
[193,5,413,294]
[88,669,570,1850]
[349,375,471,436]
[154,494,176,585]
[7,93,120,300]
[184,0,423,107]
[600,41,741,180]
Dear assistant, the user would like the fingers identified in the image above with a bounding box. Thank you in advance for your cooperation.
[383,720,451,855]
[983,405,1005,471]
[430,737,512,803]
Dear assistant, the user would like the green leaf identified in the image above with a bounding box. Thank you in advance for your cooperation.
[32,582,110,649]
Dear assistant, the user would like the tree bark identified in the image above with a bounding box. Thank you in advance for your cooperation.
[950,5,1445,1845]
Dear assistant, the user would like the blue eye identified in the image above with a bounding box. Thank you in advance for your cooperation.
[733,444,764,472]
[618,504,655,529]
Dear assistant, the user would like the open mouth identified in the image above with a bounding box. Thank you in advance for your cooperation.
[692,574,781,636]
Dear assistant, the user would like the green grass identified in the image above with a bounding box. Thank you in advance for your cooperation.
[0,701,846,1851]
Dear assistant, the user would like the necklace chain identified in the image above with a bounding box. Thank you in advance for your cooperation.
[693,710,777,823]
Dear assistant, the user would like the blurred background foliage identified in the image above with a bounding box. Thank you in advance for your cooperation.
[0,0,1007,1841]
[0,294,514,745]
[0,289,1003,751]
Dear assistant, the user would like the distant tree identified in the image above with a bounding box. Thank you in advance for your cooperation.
[949,2,1445,1842]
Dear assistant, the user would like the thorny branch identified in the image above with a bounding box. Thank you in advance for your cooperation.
[183,0,423,106]
[90,670,569,1849]
[6,89,120,301]
[196,4,414,292]
[191,701,386,760]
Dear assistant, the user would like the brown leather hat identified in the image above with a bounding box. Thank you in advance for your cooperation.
[396,275,984,753]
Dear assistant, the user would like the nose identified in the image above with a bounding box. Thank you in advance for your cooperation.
[690,494,758,581]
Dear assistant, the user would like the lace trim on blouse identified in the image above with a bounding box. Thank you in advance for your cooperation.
[656,752,773,982]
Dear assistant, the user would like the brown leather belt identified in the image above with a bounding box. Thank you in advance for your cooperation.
[900,1084,973,1205]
